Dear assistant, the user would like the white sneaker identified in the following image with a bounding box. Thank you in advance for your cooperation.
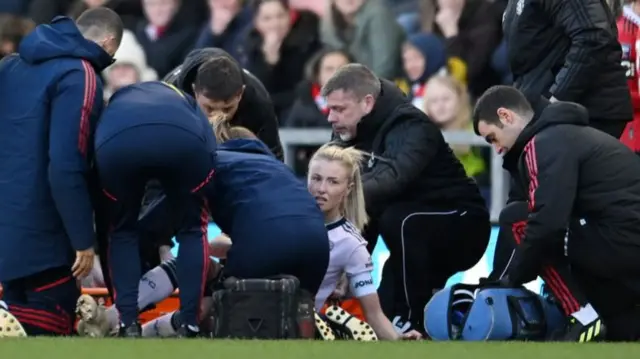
[0,308,26,337]
[75,294,111,337]
[325,305,377,341]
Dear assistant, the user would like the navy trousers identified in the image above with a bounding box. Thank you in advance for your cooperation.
[95,124,214,328]
[1,266,77,336]
[224,217,330,295]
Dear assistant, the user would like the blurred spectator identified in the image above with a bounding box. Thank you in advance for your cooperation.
[491,40,512,85]
[68,0,144,30]
[419,0,501,98]
[389,0,421,34]
[239,0,321,119]
[487,0,511,85]
[103,30,159,100]
[423,75,486,181]
[320,0,405,79]
[287,48,355,177]
[0,0,29,15]
[135,0,198,78]
[0,14,34,58]
[289,0,325,15]
[286,48,355,128]
[396,12,421,35]
[396,33,466,109]
[21,0,74,24]
[193,0,253,60]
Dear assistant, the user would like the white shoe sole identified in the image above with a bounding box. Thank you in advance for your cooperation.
[0,309,27,337]
[76,294,110,337]
[314,312,335,340]
[325,305,377,341]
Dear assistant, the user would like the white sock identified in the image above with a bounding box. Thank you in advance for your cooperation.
[138,265,175,309]
[571,303,599,325]
[105,306,120,330]
[141,312,178,337]
[0,300,6,310]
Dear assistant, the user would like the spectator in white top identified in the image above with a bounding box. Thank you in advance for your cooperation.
[307,144,421,340]
[102,29,158,100]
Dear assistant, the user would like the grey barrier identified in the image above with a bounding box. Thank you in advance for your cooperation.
[278,128,508,222]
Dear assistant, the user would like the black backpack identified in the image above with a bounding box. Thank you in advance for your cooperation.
[211,276,315,339]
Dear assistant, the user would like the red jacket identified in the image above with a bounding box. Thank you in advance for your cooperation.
[618,6,640,111]
[618,6,640,151]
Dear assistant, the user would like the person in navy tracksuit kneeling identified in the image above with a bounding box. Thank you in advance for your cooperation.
[94,81,216,337]
[140,125,330,296]
[0,10,123,337]
[209,131,330,293]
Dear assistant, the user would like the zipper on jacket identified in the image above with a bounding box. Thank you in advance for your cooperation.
[366,152,392,169]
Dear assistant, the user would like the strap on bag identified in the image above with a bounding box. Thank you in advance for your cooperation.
[506,294,547,340]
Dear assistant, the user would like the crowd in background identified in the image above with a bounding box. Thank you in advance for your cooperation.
[0,0,509,189]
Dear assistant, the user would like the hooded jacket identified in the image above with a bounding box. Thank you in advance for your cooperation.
[0,16,113,281]
[336,79,488,219]
[239,10,321,118]
[163,48,284,161]
[396,33,467,100]
[503,101,640,285]
[138,139,322,245]
[407,33,448,86]
[210,139,323,236]
[503,0,632,122]
[193,6,253,61]
[102,29,158,99]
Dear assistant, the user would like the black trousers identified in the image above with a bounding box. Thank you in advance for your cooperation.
[1,267,78,336]
[490,201,528,279]
[494,201,640,341]
[589,119,627,140]
[366,202,490,330]
[95,124,214,328]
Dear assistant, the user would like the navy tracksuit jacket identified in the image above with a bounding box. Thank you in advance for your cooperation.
[0,16,113,282]
[140,139,330,293]
[95,81,217,328]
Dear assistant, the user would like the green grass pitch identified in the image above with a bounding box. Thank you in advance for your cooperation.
[0,339,638,359]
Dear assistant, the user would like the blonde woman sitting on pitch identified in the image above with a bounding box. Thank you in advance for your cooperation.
[307,144,421,341]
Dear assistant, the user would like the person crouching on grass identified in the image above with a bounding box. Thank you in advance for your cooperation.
[77,122,329,338]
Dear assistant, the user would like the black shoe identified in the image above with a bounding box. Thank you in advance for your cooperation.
[562,317,606,342]
[177,325,201,338]
[118,322,142,338]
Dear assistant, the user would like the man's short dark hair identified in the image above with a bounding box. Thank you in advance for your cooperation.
[76,7,123,46]
[472,85,534,135]
[321,63,381,99]
[194,57,244,101]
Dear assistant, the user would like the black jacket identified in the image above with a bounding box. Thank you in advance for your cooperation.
[163,48,284,161]
[503,102,640,285]
[238,10,321,118]
[134,19,197,79]
[503,0,632,122]
[284,81,330,128]
[337,80,488,219]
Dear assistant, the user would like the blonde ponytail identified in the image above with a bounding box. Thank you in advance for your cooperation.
[209,112,231,142]
[310,144,369,231]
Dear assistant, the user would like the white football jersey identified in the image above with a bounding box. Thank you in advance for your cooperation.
[315,218,376,309]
